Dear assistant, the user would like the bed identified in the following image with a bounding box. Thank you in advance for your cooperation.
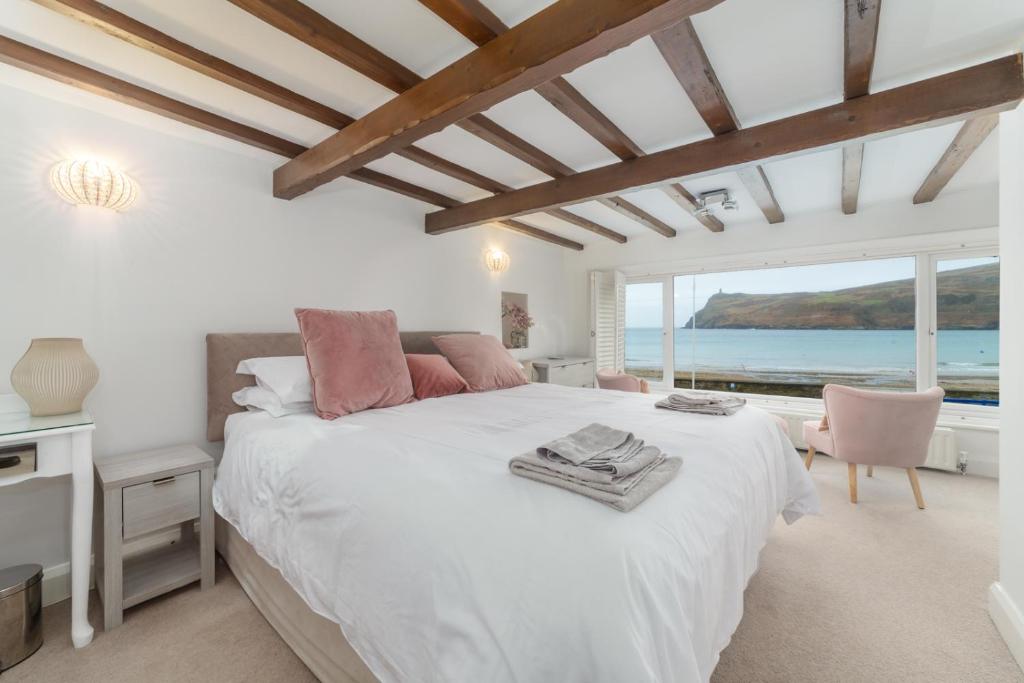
[207,332,819,683]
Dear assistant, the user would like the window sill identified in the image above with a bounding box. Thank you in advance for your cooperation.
[645,385,999,431]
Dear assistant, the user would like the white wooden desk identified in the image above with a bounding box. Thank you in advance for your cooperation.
[0,402,95,648]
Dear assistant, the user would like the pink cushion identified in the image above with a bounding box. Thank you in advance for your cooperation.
[596,369,643,392]
[295,308,414,419]
[405,354,468,400]
[432,334,527,393]
[802,420,834,455]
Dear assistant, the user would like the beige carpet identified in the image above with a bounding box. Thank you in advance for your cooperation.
[6,455,1021,682]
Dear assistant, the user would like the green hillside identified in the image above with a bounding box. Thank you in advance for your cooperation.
[686,262,999,330]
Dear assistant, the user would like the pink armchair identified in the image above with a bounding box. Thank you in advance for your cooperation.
[596,369,650,393]
[802,384,944,508]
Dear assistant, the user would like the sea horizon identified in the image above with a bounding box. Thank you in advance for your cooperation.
[624,327,999,379]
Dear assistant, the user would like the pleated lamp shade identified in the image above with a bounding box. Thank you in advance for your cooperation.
[50,159,138,211]
[10,338,99,416]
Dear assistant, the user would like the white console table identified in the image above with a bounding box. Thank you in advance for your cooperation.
[0,403,95,649]
[530,357,596,388]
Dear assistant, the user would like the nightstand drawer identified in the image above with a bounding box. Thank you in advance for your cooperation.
[122,471,200,539]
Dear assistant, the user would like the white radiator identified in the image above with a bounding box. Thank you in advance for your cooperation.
[773,412,959,472]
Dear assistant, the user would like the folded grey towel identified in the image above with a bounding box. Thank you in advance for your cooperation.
[656,393,746,416]
[510,456,683,512]
[510,446,666,492]
[538,423,635,466]
[575,443,663,478]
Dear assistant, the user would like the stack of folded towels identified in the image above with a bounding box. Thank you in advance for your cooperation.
[655,391,746,416]
[509,424,682,512]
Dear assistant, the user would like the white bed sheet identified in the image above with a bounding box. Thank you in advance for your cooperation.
[214,382,819,683]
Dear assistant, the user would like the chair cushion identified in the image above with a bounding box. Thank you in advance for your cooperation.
[295,308,414,419]
[596,370,642,392]
[802,420,834,455]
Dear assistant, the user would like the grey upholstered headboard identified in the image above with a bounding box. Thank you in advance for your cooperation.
[205,331,478,442]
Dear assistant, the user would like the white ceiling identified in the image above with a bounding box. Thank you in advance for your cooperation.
[1,0,1020,245]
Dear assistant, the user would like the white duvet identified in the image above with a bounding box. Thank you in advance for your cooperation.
[214,382,819,683]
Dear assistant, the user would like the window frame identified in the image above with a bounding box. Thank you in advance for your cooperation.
[622,232,999,419]
[927,247,1000,403]
[623,275,675,389]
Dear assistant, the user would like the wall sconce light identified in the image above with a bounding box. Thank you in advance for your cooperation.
[50,159,138,211]
[484,248,510,273]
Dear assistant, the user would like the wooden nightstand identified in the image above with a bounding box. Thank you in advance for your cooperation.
[94,444,214,630]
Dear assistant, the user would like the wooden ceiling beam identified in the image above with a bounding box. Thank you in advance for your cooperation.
[418,0,506,46]
[652,18,784,224]
[735,167,784,224]
[36,0,617,243]
[547,208,628,244]
[499,220,584,250]
[913,115,999,204]
[844,0,882,100]
[840,145,864,214]
[422,0,715,234]
[0,35,579,249]
[31,0,354,128]
[662,184,723,232]
[31,0,565,227]
[596,198,676,238]
[227,0,421,93]
[424,55,1024,233]
[229,1,564,177]
[229,0,627,242]
[840,0,882,214]
[533,79,646,160]
[270,0,723,199]
[420,0,645,161]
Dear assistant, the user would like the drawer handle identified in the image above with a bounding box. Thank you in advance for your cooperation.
[152,475,176,486]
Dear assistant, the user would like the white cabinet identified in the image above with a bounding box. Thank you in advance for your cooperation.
[531,357,595,388]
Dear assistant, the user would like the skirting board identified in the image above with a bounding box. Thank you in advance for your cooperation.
[990,582,1024,672]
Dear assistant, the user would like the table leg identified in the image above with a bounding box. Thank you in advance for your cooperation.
[70,430,95,648]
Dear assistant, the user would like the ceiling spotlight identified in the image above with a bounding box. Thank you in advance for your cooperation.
[693,189,737,218]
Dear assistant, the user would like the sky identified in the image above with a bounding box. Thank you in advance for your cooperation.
[625,255,998,328]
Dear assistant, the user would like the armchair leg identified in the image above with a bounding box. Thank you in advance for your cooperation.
[804,446,815,470]
[848,463,857,504]
[906,468,926,509]
[867,465,874,477]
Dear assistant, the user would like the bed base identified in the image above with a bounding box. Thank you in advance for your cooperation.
[215,515,379,683]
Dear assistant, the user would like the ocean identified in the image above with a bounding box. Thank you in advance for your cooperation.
[624,328,999,383]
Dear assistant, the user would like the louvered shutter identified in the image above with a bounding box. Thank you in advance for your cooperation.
[590,270,625,371]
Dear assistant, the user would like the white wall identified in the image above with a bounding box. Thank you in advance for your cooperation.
[991,104,1024,670]
[560,183,1001,475]
[0,84,569,574]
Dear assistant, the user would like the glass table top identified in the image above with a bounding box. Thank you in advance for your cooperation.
[0,396,93,437]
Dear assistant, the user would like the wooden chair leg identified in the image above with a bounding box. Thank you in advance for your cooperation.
[867,465,874,477]
[906,467,925,509]
[804,446,816,470]
[848,463,857,504]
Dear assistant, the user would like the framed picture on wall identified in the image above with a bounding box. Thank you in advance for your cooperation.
[501,292,533,349]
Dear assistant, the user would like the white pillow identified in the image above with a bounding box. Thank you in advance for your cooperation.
[236,356,312,404]
[232,386,312,418]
